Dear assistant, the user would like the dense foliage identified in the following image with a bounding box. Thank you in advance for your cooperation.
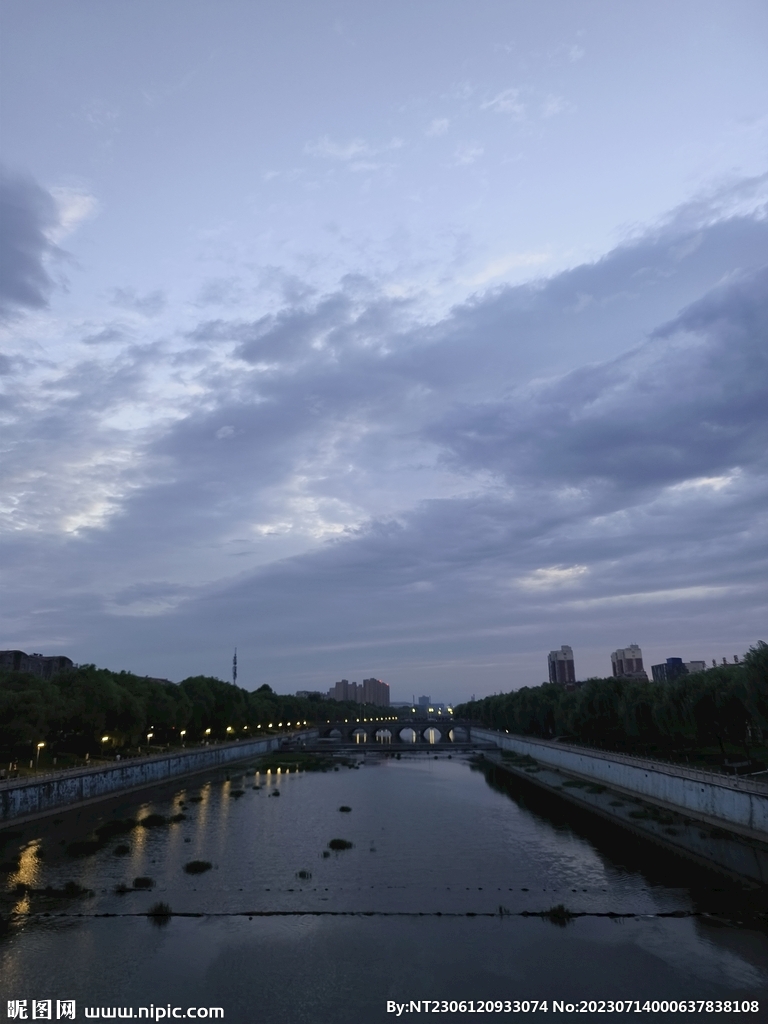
[455,642,768,759]
[0,666,370,760]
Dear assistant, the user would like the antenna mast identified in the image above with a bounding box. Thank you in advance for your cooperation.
[232,648,238,686]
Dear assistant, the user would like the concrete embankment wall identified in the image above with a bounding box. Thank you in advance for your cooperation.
[471,728,768,840]
[0,735,308,824]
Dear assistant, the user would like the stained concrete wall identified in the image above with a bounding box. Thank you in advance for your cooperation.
[0,735,292,823]
[471,728,768,839]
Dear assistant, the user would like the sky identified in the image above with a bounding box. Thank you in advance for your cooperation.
[1,1,767,703]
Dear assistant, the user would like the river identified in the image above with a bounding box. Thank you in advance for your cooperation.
[1,752,766,1022]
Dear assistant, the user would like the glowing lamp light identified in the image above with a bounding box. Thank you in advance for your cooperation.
[205,728,211,735]
[226,726,234,733]
[101,736,109,743]
[180,730,186,737]
[146,732,154,740]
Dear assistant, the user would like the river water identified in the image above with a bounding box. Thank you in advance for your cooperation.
[1,753,766,1022]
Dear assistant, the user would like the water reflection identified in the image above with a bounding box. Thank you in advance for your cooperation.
[1,754,766,1014]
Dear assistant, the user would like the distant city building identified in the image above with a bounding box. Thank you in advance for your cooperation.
[548,645,575,685]
[611,645,648,680]
[651,657,686,683]
[327,677,390,707]
[417,695,431,708]
[0,650,73,679]
[362,678,390,706]
[651,658,708,682]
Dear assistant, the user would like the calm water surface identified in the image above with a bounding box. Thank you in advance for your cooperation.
[1,753,766,1022]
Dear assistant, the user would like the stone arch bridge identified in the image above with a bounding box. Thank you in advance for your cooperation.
[310,719,473,746]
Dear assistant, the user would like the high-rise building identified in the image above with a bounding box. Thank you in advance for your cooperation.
[611,645,647,680]
[547,646,575,685]
[651,657,707,682]
[362,677,390,707]
[651,657,686,683]
[327,677,390,707]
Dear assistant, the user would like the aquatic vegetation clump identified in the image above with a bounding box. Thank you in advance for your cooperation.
[66,839,102,858]
[113,844,130,856]
[95,819,136,840]
[229,790,245,799]
[184,860,212,874]
[338,806,352,813]
[138,814,168,828]
[544,903,574,927]
[133,876,155,889]
[328,838,353,851]
[147,901,172,926]
[296,869,312,880]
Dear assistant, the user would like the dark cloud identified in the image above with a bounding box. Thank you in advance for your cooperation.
[431,266,768,505]
[0,167,60,320]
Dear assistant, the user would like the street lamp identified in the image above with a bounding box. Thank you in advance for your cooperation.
[35,741,45,770]
[146,732,153,743]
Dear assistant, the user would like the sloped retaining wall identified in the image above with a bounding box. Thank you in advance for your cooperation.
[470,728,768,840]
[0,735,306,824]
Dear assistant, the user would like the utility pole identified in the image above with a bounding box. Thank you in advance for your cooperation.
[232,648,238,686]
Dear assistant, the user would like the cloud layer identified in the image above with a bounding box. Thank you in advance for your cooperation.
[1,172,767,697]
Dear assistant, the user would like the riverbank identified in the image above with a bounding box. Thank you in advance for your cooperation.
[481,749,768,885]
[0,732,316,826]
[471,727,768,840]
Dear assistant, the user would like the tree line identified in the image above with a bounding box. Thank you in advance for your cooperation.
[455,642,768,760]
[0,664,372,760]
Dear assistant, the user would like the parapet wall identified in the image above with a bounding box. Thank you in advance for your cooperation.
[0,736,291,824]
[471,728,768,840]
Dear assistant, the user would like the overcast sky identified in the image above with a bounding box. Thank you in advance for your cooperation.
[1,1,767,702]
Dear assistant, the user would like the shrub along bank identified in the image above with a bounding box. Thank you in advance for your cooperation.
[456,642,768,766]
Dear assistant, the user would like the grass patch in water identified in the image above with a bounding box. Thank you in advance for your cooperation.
[544,903,574,927]
[169,812,187,822]
[66,839,102,857]
[328,838,353,851]
[229,790,245,798]
[113,844,130,856]
[133,876,155,889]
[147,901,172,925]
[95,819,136,840]
[296,869,312,880]
[44,881,92,898]
[338,805,352,812]
[138,814,168,828]
[184,860,212,874]
[562,779,589,788]
[189,796,204,803]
